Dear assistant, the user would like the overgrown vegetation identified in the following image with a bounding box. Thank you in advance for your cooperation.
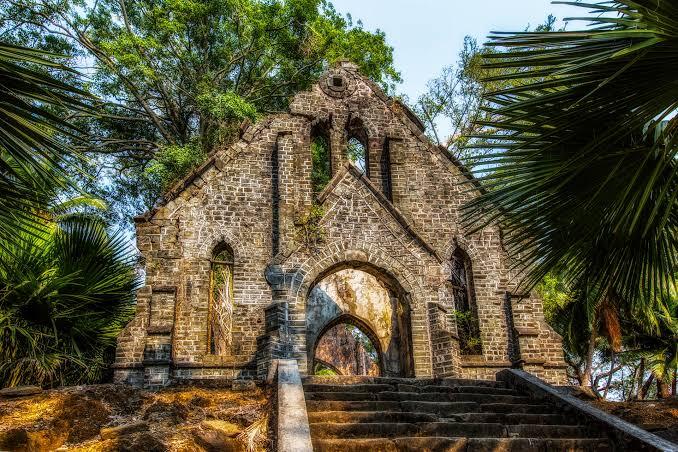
[466,1,678,397]
[0,217,139,387]
[1,0,400,220]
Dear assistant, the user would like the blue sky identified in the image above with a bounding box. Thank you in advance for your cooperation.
[330,0,584,101]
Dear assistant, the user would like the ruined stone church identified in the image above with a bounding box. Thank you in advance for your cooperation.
[114,61,567,389]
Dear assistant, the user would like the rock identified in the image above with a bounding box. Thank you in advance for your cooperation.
[194,429,244,452]
[55,394,111,443]
[0,428,68,451]
[0,386,42,398]
[100,421,149,440]
[118,432,168,452]
[201,419,242,437]
[142,400,189,425]
[232,380,256,391]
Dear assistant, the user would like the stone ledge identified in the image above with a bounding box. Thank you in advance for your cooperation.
[460,357,511,368]
[147,326,172,335]
[514,327,540,336]
[173,361,254,369]
[497,369,677,452]
[151,285,176,293]
[276,359,313,452]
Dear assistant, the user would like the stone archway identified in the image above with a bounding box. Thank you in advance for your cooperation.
[313,314,382,376]
[304,262,415,377]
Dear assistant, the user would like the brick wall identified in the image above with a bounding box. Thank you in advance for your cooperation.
[114,61,567,388]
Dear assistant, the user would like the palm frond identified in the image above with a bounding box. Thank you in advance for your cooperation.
[0,43,93,247]
[463,0,678,307]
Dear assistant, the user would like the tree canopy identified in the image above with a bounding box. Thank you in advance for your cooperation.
[1,0,400,218]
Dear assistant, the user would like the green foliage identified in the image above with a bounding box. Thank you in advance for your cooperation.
[453,309,482,355]
[463,1,678,315]
[537,273,571,325]
[145,143,207,195]
[414,16,560,163]
[294,204,326,251]
[311,135,332,195]
[0,42,92,250]
[313,362,338,376]
[346,137,366,172]
[1,0,400,216]
[0,217,140,387]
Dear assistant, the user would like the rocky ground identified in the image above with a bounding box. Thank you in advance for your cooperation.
[0,382,272,451]
[592,398,678,444]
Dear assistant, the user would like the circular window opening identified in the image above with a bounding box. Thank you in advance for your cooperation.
[314,322,380,376]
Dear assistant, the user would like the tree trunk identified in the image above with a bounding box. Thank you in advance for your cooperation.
[673,362,677,397]
[602,351,615,400]
[656,374,671,399]
[640,373,654,400]
[582,326,598,387]
[634,358,646,400]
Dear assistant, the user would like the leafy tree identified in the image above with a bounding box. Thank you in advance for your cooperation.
[1,0,401,219]
[463,1,677,331]
[414,16,559,164]
[0,216,140,387]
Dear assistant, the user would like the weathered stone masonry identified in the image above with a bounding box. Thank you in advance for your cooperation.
[113,61,568,388]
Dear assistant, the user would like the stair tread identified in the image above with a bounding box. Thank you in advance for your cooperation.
[310,421,596,439]
[305,390,532,403]
[312,436,612,452]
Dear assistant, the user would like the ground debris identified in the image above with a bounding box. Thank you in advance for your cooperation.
[592,398,678,444]
[0,382,272,451]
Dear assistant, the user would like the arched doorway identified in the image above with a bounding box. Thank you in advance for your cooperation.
[305,262,414,377]
[313,316,381,376]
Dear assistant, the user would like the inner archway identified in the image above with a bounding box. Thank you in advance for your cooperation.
[314,319,380,376]
[306,263,414,377]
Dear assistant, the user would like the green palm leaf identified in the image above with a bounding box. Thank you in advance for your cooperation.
[0,43,93,249]
[463,0,678,308]
[0,216,139,387]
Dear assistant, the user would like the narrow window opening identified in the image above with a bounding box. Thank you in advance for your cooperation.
[347,137,367,173]
[346,118,369,175]
[311,125,332,196]
[332,76,344,87]
[450,249,482,355]
[209,243,234,355]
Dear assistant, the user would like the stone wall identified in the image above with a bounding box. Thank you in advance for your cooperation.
[114,61,567,388]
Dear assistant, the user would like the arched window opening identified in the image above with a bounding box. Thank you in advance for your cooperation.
[450,249,482,355]
[311,125,332,196]
[347,137,367,173]
[314,322,380,376]
[209,243,234,355]
[346,118,368,174]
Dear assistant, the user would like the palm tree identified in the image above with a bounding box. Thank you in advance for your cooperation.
[463,1,677,317]
[0,216,139,387]
[0,42,92,250]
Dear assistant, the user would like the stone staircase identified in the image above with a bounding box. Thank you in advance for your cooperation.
[303,376,612,451]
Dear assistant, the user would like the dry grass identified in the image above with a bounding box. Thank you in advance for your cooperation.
[0,383,273,451]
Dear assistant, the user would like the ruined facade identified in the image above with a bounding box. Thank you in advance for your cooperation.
[113,62,568,388]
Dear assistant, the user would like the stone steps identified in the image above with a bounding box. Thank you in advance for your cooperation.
[303,376,612,451]
[308,410,574,426]
[303,376,508,388]
[310,421,596,439]
[312,437,612,452]
[305,390,533,404]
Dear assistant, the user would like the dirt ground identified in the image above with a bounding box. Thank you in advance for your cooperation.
[0,382,273,452]
[592,398,678,444]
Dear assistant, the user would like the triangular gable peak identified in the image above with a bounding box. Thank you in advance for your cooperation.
[315,162,442,263]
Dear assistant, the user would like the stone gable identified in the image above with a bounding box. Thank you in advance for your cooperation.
[114,61,567,388]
